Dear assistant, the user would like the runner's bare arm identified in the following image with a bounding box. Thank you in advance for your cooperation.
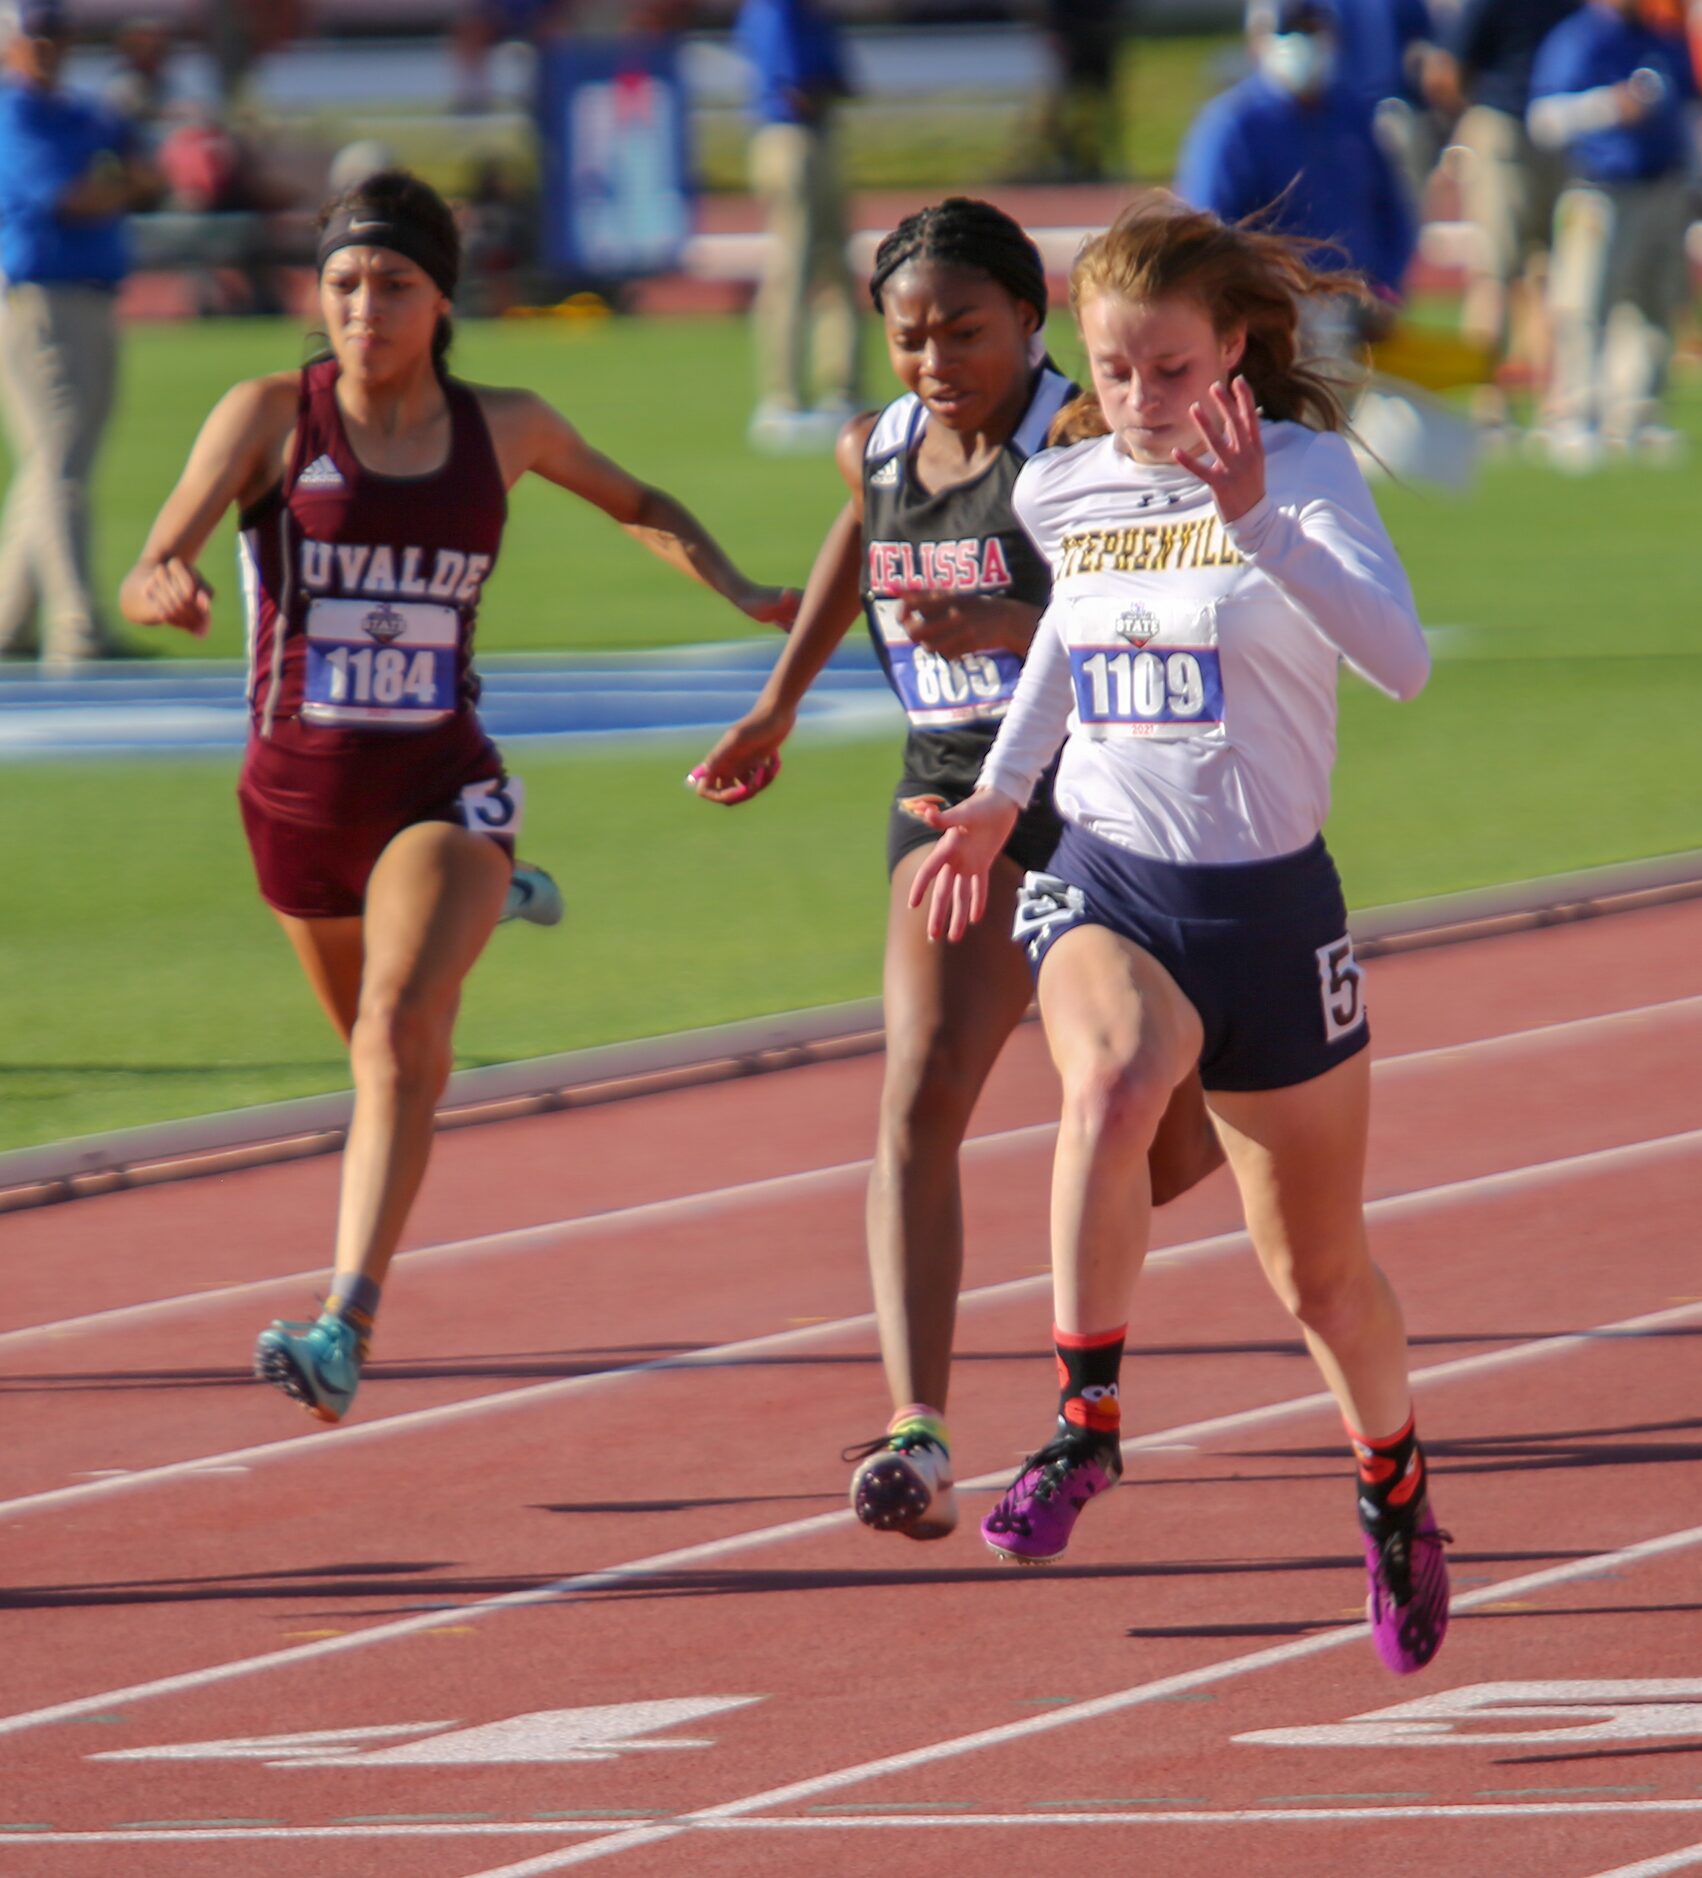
[120,374,297,633]
[690,415,873,801]
[481,388,799,627]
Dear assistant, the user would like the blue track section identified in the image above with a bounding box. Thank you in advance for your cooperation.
[0,642,897,759]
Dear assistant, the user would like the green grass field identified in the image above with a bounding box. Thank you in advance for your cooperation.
[3,316,1700,1151]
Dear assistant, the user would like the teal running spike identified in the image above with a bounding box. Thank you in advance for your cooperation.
[500,861,563,928]
[254,1310,366,1423]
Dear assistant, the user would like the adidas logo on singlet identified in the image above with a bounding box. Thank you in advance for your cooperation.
[297,454,346,490]
[869,457,899,487]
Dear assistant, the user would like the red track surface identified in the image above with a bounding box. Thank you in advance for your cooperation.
[3,901,1700,1878]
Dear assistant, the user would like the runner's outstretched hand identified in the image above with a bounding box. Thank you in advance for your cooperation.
[1173,376,1266,525]
[738,581,803,630]
[907,790,1019,941]
[690,701,792,805]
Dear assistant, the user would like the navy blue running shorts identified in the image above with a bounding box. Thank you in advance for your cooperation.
[1015,825,1370,1092]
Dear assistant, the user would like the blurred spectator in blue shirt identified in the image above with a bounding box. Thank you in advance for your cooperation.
[1353,0,1445,201]
[0,0,157,665]
[1527,0,1698,463]
[1424,0,1581,429]
[1174,0,1418,299]
[736,0,859,450]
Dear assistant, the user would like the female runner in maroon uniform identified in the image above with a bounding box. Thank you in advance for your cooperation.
[120,172,795,1424]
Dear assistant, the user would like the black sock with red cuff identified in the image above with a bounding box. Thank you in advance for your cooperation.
[1348,1409,1427,1534]
[1055,1324,1126,1444]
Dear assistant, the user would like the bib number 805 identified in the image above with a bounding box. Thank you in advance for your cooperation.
[912,647,1004,708]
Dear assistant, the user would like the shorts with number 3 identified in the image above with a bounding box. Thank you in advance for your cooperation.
[238,741,520,921]
[1015,823,1367,1092]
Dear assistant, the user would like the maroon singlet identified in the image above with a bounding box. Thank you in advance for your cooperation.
[236,357,507,836]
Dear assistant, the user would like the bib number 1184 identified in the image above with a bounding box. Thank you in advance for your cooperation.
[324,644,439,708]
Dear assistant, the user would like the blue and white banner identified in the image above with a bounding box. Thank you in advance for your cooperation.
[536,37,691,280]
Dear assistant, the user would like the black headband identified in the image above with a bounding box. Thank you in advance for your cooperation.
[316,208,457,298]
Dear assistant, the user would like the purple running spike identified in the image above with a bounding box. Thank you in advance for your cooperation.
[981,1431,1121,1565]
[1364,1501,1451,1674]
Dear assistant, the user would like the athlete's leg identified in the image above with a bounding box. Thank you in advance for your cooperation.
[1037,925,1203,1333]
[979,926,1202,1565]
[254,822,507,1423]
[272,913,364,1042]
[331,819,510,1291]
[1209,1051,1448,1672]
[867,848,1033,1414]
[1206,1051,1408,1437]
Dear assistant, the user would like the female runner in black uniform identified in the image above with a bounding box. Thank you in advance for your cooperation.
[121,171,796,1424]
[694,200,1220,1539]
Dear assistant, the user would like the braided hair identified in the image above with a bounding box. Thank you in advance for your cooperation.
[868,197,1048,326]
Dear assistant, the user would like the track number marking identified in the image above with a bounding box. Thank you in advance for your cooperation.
[92,1698,762,1767]
[1236,1680,1702,1749]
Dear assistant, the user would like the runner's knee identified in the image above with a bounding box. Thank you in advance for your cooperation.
[351,982,454,1098]
[1059,1055,1175,1158]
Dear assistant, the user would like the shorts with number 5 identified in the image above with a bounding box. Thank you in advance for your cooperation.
[1016,826,1369,1092]
[238,742,519,920]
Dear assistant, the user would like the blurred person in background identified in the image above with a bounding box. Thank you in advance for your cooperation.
[156,103,297,317]
[1528,0,1699,468]
[737,0,860,452]
[206,0,303,110]
[452,0,571,115]
[103,16,174,151]
[1024,0,1122,182]
[0,0,158,667]
[458,153,532,314]
[1322,0,1445,195]
[1424,0,1582,436]
[1175,0,1418,313]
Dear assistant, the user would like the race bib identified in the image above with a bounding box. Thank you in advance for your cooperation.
[1065,598,1224,741]
[870,598,1023,730]
[302,598,459,729]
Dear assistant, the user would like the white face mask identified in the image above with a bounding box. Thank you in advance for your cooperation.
[1259,30,1336,98]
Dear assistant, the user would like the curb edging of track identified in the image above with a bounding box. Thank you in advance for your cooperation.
[4,845,1699,1214]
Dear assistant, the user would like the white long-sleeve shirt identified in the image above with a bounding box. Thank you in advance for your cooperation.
[980,421,1430,865]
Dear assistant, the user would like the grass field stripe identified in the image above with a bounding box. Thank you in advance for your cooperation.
[1575,1842,1702,1878]
[5,989,1695,1351]
[3,1126,1696,1526]
[2,1292,1698,1745]
[492,1520,1702,1874]
[12,1804,1702,1847]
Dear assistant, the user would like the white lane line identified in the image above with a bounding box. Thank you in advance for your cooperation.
[1576,1843,1702,1878]
[1,1292,1697,1746]
[3,1127,1698,1526]
[468,1520,1702,1875]
[6,992,1696,1352]
[11,1804,1702,1847]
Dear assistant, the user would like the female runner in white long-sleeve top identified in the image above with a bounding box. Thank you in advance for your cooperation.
[911,196,1450,1676]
